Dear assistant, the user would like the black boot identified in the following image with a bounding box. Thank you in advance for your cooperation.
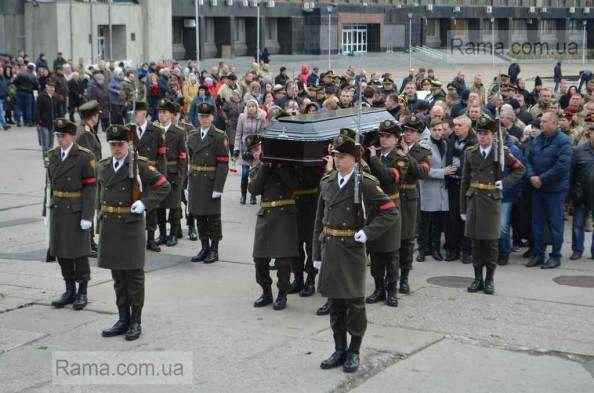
[90,238,98,258]
[385,283,398,307]
[250,194,257,205]
[72,281,88,310]
[399,269,410,294]
[51,280,76,308]
[467,265,484,293]
[240,193,247,205]
[462,252,472,264]
[166,223,178,247]
[146,229,161,252]
[299,270,317,297]
[483,267,495,295]
[191,239,210,262]
[125,306,142,341]
[157,211,167,245]
[253,286,273,307]
[187,218,198,241]
[287,272,304,294]
[497,253,509,266]
[272,290,287,310]
[343,336,362,373]
[102,307,130,337]
[365,279,385,303]
[320,332,347,369]
[203,240,219,264]
[316,301,330,316]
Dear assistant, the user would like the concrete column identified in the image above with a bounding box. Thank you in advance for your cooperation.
[229,16,236,56]
[141,0,172,61]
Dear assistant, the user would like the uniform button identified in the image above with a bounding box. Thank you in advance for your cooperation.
[342,223,346,226]
[346,207,350,211]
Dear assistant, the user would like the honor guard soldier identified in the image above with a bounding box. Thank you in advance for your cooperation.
[132,101,167,252]
[171,100,191,241]
[156,99,188,247]
[97,125,170,341]
[399,116,431,294]
[365,120,411,307]
[76,100,102,257]
[188,102,230,264]
[460,117,525,295]
[247,135,300,310]
[313,129,397,373]
[47,118,97,310]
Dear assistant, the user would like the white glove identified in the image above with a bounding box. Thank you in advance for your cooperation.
[212,191,223,199]
[460,214,466,221]
[354,230,367,243]
[131,200,145,214]
[184,188,189,201]
[495,180,503,190]
[80,219,92,230]
[313,260,322,270]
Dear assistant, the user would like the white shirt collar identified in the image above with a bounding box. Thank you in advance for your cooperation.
[480,145,492,157]
[200,127,209,138]
[60,143,74,160]
[137,121,148,139]
[162,122,171,131]
[337,169,355,189]
[112,153,128,171]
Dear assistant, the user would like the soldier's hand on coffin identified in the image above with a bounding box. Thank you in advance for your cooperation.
[212,191,223,199]
[368,145,377,157]
[495,180,503,190]
[460,214,466,221]
[354,230,367,243]
[80,220,92,230]
[313,260,322,270]
[131,200,146,214]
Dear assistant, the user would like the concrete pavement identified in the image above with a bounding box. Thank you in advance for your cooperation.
[0,126,593,393]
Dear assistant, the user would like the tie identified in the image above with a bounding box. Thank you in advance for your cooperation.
[114,160,120,171]
[201,130,207,140]
[481,151,487,159]
[339,178,345,188]
[61,151,66,161]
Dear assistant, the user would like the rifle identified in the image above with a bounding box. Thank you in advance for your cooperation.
[353,71,367,221]
[495,107,505,173]
[127,124,143,202]
[42,151,56,262]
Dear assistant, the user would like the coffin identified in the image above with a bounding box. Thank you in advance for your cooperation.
[260,107,395,165]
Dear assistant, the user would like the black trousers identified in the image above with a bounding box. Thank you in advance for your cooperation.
[399,238,415,271]
[419,211,447,254]
[196,214,222,241]
[146,209,158,232]
[254,257,294,292]
[291,238,317,277]
[58,257,90,282]
[369,251,399,287]
[111,269,145,309]
[445,185,471,255]
[329,297,367,338]
[471,239,498,270]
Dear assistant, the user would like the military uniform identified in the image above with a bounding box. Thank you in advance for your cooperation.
[47,119,96,310]
[156,100,188,247]
[249,155,300,310]
[97,125,171,340]
[365,120,409,307]
[314,129,397,373]
[399,118,431,294]
[188,103,229,263]
[460,118,524,295]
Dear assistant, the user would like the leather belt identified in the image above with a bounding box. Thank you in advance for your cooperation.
[101,205,132,214]
[400,183,417,190]
[191,165,216,172]
[53,191,82,198]
[166,160,178,166]
[138,156,156,166]
[293,188,319,197]
[470,181,497,190]
[323,226,356,237]
[261,199,296,208]
[388,192,400,200]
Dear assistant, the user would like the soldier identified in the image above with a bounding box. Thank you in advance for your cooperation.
[460,117,525,295]
[156,99,188,247]
[132,101,167,252]
[47,118,96,310]
[173,101,196,241]
[75,100,102,257]
[365,120,410,307]
[187,103,230,264]
[399,116,431,294]
[247,135,300,310]
[313,129,397,373]
[98,125,170,341]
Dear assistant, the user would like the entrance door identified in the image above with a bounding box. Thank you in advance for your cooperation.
[342,24,368,54]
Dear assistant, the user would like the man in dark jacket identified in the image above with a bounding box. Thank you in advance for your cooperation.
[553,62,562,94]
[36,81,58,156]
[525,111,572,269]
[274,66,289,87]
[51,66,69,117]
[14,64,38,126]
[0,65,10,130]
[569,125,594,260]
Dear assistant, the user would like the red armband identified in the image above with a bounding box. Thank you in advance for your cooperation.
[389,168,400,183]
[178,151,187,160]
[216,155,229,163]
[152,175,167,188]
[157,146,167,156]
[379,201,396,211]
[81,177,96,185]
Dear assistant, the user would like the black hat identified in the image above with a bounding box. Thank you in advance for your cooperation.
[475,116,496,134]
[378,119,403,136]
[197,102,214,116]
[79,100,100,118]
[415,100,431,112]
[158,99,177,113]
[134,101,148,112]
[53,118,77,135]
[331,128,360,158]
[106,125,130,142]
[245,134,262,151]
[403,115,424,133]
[226,73,237,81]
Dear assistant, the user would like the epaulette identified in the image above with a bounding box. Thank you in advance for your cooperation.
[362,171,380,184]
[99,157,111,167]
[321,170,335,181]
[466,145,479,152]
[152,121,165,131]
[48,146,59,154]
[137,156,149,162]
[188,130,200,138]
[78,146,93,155]
[416,145,431,154]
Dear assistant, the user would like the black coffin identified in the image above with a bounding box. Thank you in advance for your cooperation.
[260,107,395,165]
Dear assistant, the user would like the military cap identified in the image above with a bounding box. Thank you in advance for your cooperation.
[499,73,510,82]
[421,78,432,86]
[430,79,442,87]
[378,119,403,136]
[134,101,148,112]
[273,84,285,92]
[106,125,130,142]
[245,134,262,151]
[196,102,214,116]
[45,80,56,87]
[226,73,238,81]
[53,118,77,135]
[158,99,177,113]
[331,128,360,158]
[403,115,424,133]
[79,100,99,118]
[475,116,497,133]
[429,118,446,128]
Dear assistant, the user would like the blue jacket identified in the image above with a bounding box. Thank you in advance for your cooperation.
[188,95,216,127]
[526,129,572,193]
[502,135,526,202]
[0,75,8,99]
